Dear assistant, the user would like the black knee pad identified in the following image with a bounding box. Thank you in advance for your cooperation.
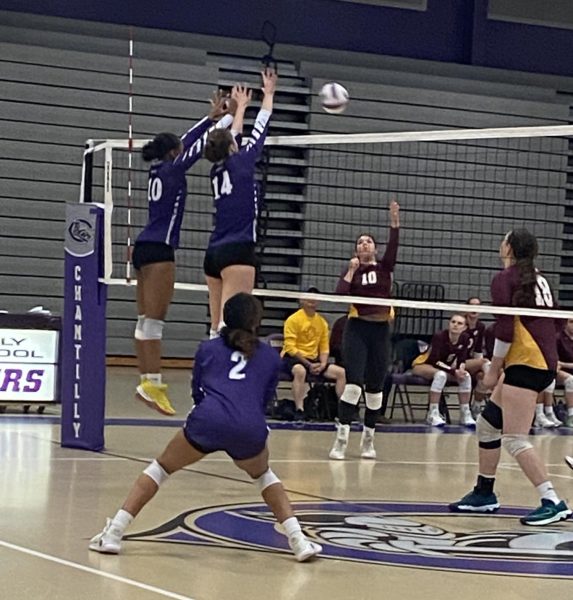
[481,400,503,430]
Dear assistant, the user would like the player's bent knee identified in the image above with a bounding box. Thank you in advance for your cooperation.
[255,468,281,492]
[565,376,573,393]
[476,414,501,449]
[481,400,503,430]
[140,318,165,340]
[430,370,448,393]
[502,434,533,457]
[365,392,382,411]
[341,383,362,406]
[458,372,472,393]
[292,364,306,378]
[143,459,170,486]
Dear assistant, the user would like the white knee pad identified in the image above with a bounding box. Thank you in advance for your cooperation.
[143,459,170,486]
[430,370,448,393]
[482,360,491,374]
[542,379,556,394]
[341,384,362,406]
[134,314,146,340]
[476,414,501,446]
[255,468,280,492]
[502,434,533,457]
[565,376,573,393]
[140,318,164,340]
[458,372,472,393]
[365,392,382,411]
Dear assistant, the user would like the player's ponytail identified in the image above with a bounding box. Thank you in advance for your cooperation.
[507,229,538,307]
[220,293,262,359]
[142,133,181,162]
[204,129,234,163]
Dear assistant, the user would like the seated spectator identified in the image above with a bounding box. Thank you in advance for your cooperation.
[549,318,573,428]
[463,297,490,415]
[411,314,476,427]
[281,287,346,421]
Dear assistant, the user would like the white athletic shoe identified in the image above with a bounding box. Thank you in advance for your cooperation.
[546,413,562,427]
[329,420,350,460]
[360,426,377,459]
[288,534,322,562]
[89,518,123,554]
[426,412,446,427]
[460,413,477,427]
[534,413,556,429]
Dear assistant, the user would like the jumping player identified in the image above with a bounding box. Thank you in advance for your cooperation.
[134,92,234,416]
[203,68,278,337]
[449,229,571,525]
[329,200,399,460]
[89,293,322,562]
[411,314,476,427]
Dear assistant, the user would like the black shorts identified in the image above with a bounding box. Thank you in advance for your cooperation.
[504,365,556,393]
[203,242,257,279]
[132,241,175,270]
[281,354,318,377]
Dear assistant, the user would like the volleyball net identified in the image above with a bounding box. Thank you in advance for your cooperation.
[83,123,573,320]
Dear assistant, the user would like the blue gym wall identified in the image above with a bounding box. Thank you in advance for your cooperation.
[1,0,573,77]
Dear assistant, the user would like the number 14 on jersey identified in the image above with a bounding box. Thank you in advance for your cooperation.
[212,170,233,200]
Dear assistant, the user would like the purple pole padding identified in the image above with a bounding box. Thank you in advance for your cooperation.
[61,203,107,451]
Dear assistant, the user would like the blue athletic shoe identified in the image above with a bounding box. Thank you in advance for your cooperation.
[448,488,500,513]
[519,499,572,526]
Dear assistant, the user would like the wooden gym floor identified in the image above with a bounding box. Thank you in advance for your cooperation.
[1,367,572,599]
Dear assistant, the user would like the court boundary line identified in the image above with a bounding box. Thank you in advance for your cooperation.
[0,539,195,600]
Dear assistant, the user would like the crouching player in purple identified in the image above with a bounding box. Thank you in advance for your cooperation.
[411,314,476,427]
[89,293,322,562]
[203,68,278,338]
[134,91,234,416]
[449,229,571,526]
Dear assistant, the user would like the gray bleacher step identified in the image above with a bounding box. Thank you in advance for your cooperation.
[265,229,304,238]
[265,192,308,201]
[217,78,310,95]
[260,247,303,256]
[265,157,308,167]
[266,174,307,184]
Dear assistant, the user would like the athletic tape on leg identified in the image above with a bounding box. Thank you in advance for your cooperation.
[255,468,280,492]
[143,459,170,486]
[458,372,472,393]
[502,434,533,457]
[134,314,146,340]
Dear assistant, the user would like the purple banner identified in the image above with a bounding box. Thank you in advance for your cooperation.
[61,204,107,451]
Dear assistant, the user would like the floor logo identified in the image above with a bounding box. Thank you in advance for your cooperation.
[126,500,573,577]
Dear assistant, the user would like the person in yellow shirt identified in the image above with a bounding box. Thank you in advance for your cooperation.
[281,287,346,421]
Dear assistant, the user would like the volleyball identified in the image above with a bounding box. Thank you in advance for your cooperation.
[319,82,349,114]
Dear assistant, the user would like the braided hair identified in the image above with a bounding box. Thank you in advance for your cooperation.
[220,293,262,359]
[506,229,539,307]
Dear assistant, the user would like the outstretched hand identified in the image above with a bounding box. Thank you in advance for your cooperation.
[261,67,278,97]
[231,84,252,109]
[389,199,400,228]
[208,90,232,121]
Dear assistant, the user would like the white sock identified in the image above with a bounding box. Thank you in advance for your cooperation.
[544,406,556,417]
[112,508,134,532]
[139,374,146,383]
[209,328,218,340]
[568,407,573,417]
[146,373,162,385]
[428,403,439,415]
[282,516,302,538]
[536,481,560,505]
[217,320,226,332]
[535,404,544,417]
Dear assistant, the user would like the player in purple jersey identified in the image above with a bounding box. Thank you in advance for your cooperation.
[203,68,278,339]
[329,201,399,461]
[411,314,476,427]
[450,229,571,526]
[89,293,322,562]
[132,92,234,417]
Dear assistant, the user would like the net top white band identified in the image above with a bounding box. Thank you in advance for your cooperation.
[102,278,573,320]
[86,123,573,152]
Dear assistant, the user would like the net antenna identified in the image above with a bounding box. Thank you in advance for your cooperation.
[125,26,135,282]
[261,20,278,72]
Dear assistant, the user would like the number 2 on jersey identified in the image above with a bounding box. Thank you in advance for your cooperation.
[212,170,233,200]
[228,351,247,380]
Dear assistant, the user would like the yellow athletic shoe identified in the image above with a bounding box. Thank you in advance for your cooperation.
[136,380,176,416]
